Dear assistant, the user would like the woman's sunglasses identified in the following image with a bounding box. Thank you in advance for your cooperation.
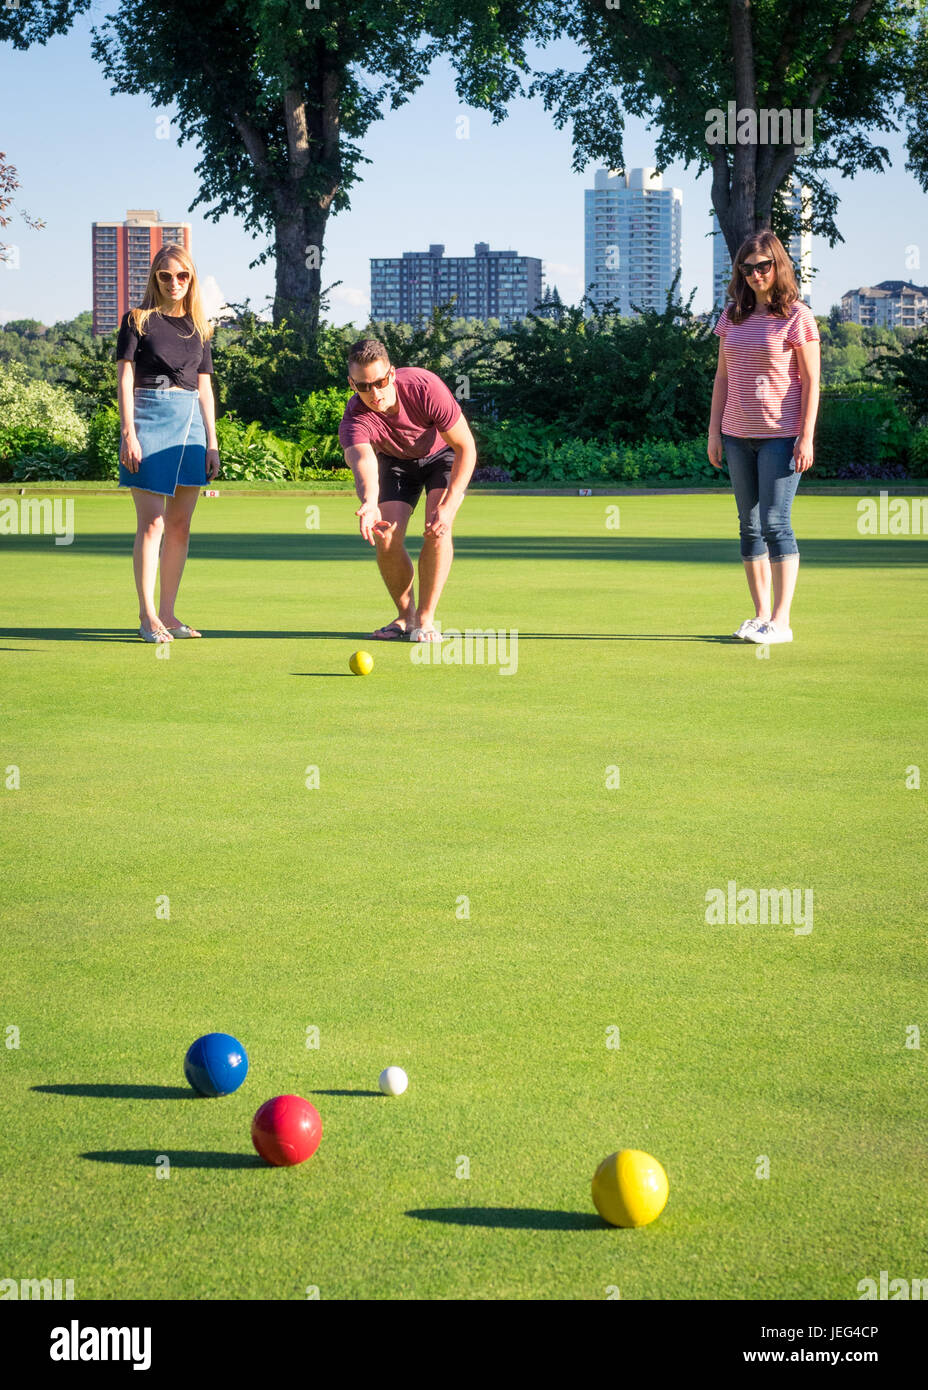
[156,269,190,285]
[739,259,774,278]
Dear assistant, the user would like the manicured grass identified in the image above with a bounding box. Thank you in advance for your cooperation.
[0,489,925,1300]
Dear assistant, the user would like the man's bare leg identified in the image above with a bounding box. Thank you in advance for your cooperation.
[413,488,454,640]
[372,500,417,636]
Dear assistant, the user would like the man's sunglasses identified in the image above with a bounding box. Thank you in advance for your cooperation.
[739,259,774,277]
[156,269,190,284]
[350,371,392,393]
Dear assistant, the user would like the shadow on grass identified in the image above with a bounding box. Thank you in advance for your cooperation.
[311,1088,383,1098]
[33,1083,194,1100]
[81,1149,263,1169]
[0,628,368,643]
[1,532,925,567]
[407,1207,604,1231]
[0,627,742,645]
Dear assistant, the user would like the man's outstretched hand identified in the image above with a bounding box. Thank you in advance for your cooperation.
[356,501,392,546]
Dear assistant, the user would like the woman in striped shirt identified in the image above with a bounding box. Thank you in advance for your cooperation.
[708,230,820,644]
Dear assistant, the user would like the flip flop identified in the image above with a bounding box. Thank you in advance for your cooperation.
[139,624,173,643]
[410,627,445,643]
[370,622,409,641]
[166,624,201,638]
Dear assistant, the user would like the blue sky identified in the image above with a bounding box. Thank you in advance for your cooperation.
[1,7,925,327]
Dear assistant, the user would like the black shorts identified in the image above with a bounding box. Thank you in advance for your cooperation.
[377,445,454,509]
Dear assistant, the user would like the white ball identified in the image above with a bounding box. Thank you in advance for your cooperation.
[379,1066,408,1096]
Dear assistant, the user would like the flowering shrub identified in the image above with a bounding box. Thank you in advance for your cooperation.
[0,361,88,456]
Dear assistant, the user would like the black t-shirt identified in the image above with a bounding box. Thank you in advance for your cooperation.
[116,311,214,390]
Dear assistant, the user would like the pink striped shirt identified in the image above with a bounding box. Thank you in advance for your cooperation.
[713,301,819,437]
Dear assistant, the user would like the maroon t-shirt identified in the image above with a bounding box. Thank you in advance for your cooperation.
[338,367,461,460]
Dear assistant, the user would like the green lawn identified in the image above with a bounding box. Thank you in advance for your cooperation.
[1,489,925,1300]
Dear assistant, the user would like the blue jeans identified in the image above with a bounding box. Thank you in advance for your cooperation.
[722,434,800,560]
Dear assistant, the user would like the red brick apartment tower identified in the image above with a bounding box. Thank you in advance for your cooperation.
[92,210,191,336]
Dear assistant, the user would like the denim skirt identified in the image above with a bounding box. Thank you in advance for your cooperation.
[118,388,207,496]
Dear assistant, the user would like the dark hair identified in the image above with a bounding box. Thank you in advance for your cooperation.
[726,230,799,323]
[347,338,391,370]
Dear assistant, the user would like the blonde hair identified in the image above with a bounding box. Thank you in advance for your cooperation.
[129,243,213,344]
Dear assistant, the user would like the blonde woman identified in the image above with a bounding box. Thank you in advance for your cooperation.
[708,229,820,644]
[116,244,219,642]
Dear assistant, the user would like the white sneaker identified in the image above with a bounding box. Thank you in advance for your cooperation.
[744,620,793,644]
[732,618,766,640]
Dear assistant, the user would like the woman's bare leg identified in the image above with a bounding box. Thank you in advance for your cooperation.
[132,489,169,637]
[158,486,201,633]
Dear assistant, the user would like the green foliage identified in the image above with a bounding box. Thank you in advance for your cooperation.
[872,330,928,425]
[51,326,119,415]
[213,414,291,483]
[8,446,87,483]
[527,1,928,256]
[1,2,91,48]
[210,303,326,430]
[89,1,533,332]
[908,428,928,475]
[213,412,348,483]
[816,317,916,388]
[280,385,353,470]
[813,391,913,477]
[368,300,488,378]
[0,311,95,390]
[470,280,716,443]
[473,417,723,487]
[86,406,121,481]
[0,361,88,455]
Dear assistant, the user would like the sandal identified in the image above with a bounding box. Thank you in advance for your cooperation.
[370,621,410,641]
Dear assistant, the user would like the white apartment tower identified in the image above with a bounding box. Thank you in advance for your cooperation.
[584,168,683,317]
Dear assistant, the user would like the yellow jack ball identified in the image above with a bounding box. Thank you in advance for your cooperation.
[349,650,374,676]
[592,1149,669,1228]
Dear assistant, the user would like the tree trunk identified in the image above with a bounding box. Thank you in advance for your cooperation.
[271,54,341,338]
[723,0,761,258]
[273,204,324,337]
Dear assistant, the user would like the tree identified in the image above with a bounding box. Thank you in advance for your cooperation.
[470,275,717,441]
[873,332,928,424]
[0,0,91,47]
[92,0,536,340]
[536,285,566,321]
[0,152,45,265]
[527,1,928,259]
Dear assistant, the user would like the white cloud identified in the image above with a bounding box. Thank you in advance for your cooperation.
[199,275,234,320]
[329,285,368,308]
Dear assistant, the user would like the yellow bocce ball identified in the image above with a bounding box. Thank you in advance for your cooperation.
[349,650,374,676]
[591,1149,669,1228]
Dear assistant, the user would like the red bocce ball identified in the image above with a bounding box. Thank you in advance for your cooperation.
[251,1095,323,1167]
